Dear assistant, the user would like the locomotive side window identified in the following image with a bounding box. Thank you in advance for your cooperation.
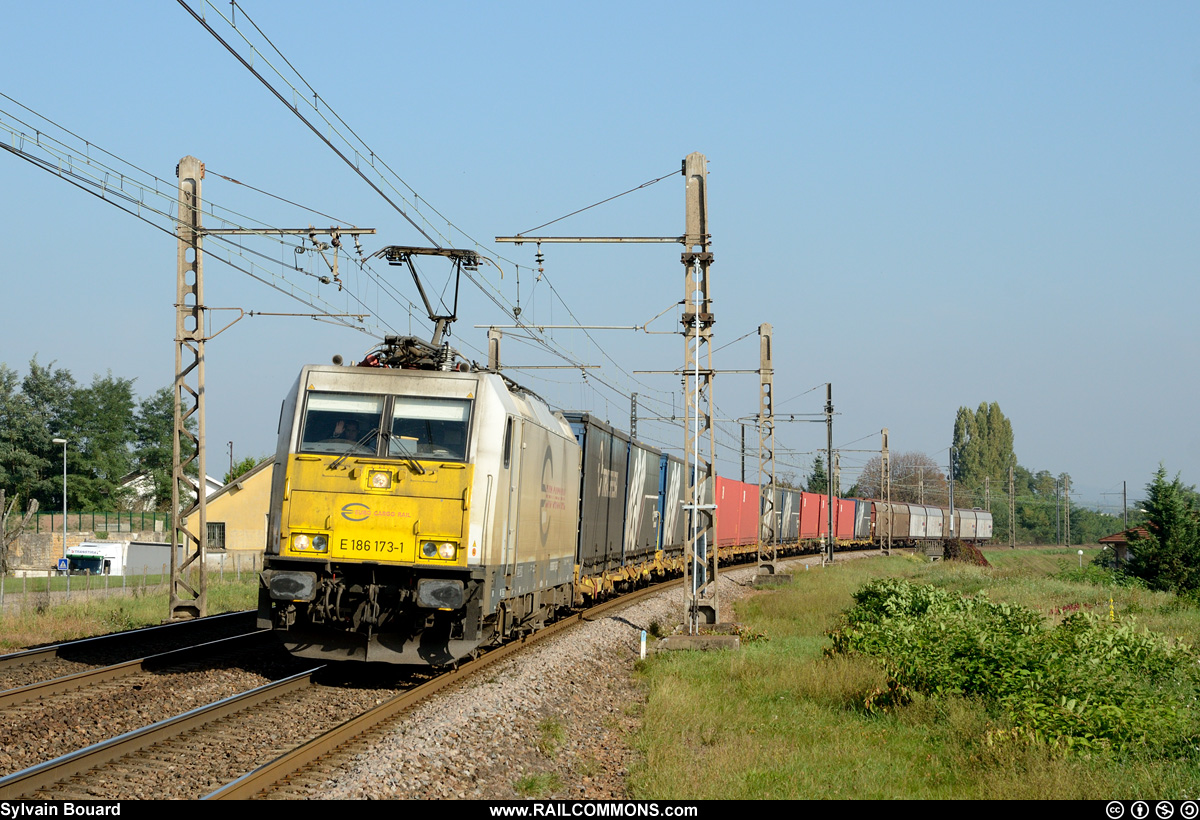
[389,397,471,462]
[299,393,385,455]
[502,417,513,468]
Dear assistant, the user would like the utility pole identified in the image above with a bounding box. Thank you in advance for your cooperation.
[1056,479,1061,545]
[1064,475,1071,546]
[170,156,209,621]
[495,153,718,630]
[918,466,924,505]
[1123,480,1128,531]
[740,425,745,483]
[948,447,956,541]
[985,476,990,512]
[881,428,891,555]
[169,157,377,621]
[487,327,502,370]
[825,384,834,562]
[1009,466,1016,548]
[630,392,638,439]
[833,451,840,497]
[757,323,776,575]
[681,152,718,630]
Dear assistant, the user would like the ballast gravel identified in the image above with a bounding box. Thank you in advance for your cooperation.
[304,557,834,801]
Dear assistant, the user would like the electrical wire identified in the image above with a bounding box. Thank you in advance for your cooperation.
[177,3,781,476]
[516,168,680,236]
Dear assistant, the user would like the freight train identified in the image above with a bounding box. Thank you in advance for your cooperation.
[257,335,992,665]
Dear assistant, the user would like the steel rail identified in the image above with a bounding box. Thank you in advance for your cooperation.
[0,631,272,709]
[0,666,322,799]
[0,610,256,672]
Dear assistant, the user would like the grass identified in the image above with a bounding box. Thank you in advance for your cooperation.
[628,550,1200,800]
[0,575,259,651]
[537,716,566,757]
[514,772,562,798]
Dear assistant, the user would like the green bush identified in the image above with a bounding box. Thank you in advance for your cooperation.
[828,578,1200,755]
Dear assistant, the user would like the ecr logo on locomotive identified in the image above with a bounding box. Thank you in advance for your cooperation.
[341,502,370,521]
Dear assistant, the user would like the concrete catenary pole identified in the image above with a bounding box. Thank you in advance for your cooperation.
[757,323,776,574]
[171,156,208,620]
[681,152,718,632]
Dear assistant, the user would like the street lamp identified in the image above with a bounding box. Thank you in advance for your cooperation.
[51,438,67,565]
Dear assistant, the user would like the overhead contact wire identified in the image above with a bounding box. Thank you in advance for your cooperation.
[177,0,439,247]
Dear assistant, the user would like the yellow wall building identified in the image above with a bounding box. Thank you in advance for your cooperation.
[196,457,274,556]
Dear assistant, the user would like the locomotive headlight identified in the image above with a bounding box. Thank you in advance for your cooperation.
[368,470,392,489]
[420,540,459,559]
[291,533,329,553]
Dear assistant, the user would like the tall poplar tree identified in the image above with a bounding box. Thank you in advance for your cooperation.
[951,402,1016,505]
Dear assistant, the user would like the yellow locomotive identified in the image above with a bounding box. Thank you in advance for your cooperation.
[259,335,581,664]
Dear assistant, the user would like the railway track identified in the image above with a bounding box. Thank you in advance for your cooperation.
[0,575,682,800]
[0,609,258,691]
[210,575,725,799]
[0,618,309,783]
[0,655,428,798]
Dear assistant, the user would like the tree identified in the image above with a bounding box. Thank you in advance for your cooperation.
[0,490,37,575]
[856,451,949,505]
[15,358,75,510]
[805,455,828,494]
[773,471,801,491]
[224,455,267,486]
[68,372,136,510]
[1127,466,1200,594]
[0,364,42,504]
[132,386,193,513]
[1,359,188,515]
[952,402,1016,507]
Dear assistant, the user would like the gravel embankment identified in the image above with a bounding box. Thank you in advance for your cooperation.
[0,649,305,777]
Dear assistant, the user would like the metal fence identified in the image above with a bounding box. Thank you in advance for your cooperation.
[33,511,172,534]
[0,551,261,613]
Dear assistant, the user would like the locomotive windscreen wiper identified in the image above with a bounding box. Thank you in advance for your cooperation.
[389,434,426,475]
[328,428,380,470]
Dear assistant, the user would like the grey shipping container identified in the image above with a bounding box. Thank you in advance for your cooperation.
[563,413,630,575]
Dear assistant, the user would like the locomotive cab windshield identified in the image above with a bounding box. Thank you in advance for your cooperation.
[299,391,471,463]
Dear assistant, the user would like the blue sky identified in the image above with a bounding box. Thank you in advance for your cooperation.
[1,1,1197,512]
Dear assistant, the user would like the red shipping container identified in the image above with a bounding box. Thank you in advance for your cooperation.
[739,481,759,546]
[714,476,741,547]
[836,499,856,540]
[799,492,821,540]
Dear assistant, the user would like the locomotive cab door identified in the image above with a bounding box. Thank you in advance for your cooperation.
[502,415,523,593]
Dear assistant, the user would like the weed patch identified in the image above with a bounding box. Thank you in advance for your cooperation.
[514,772,562,797]
[537,716,566,757]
